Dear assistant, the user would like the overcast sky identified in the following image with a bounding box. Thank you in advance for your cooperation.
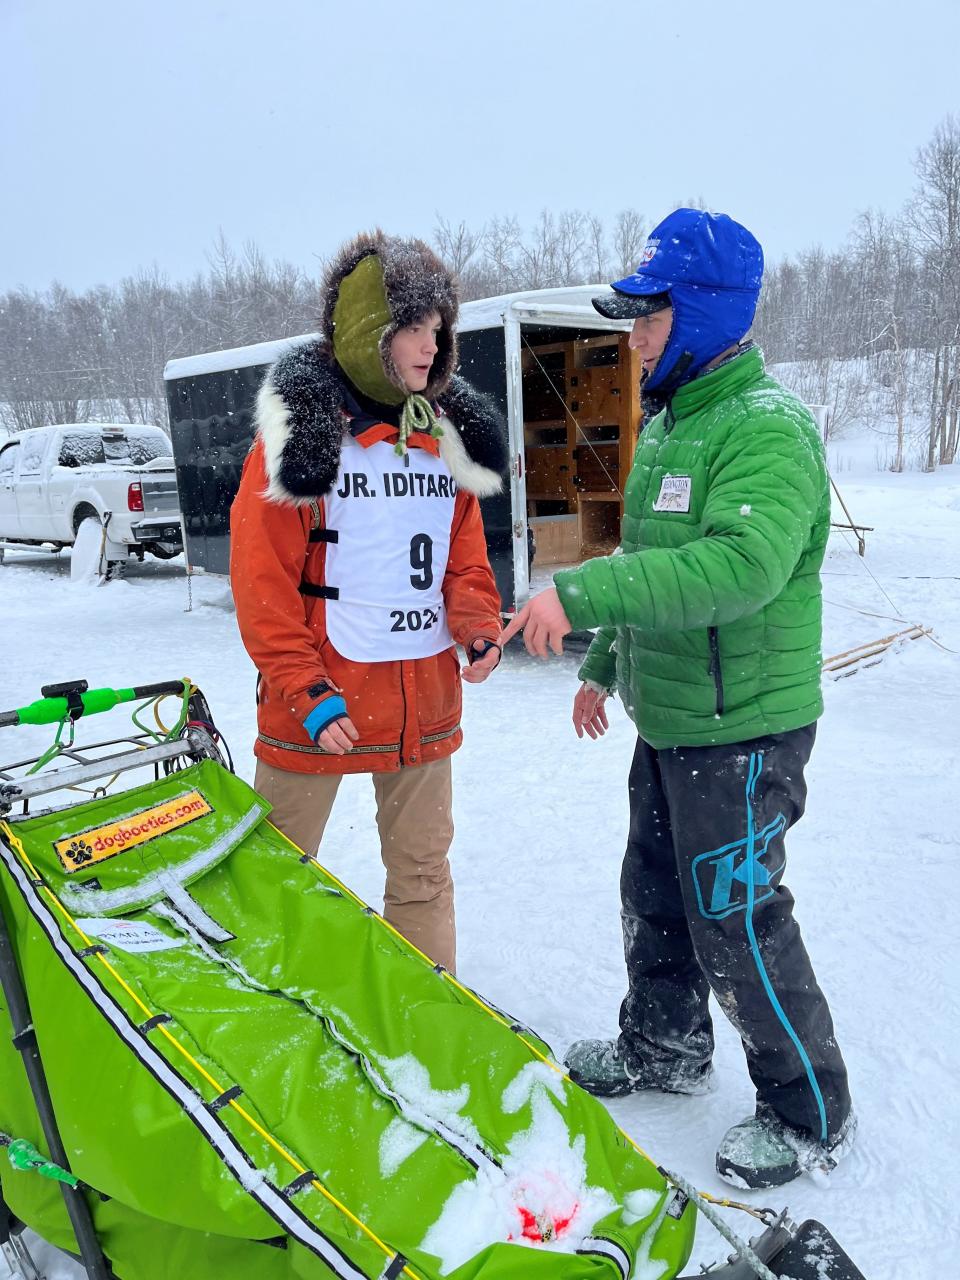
[3,0,959,294]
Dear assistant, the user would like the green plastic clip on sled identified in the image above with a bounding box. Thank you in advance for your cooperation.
[0,680,866,1280]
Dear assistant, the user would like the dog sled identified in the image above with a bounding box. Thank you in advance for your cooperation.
[0,680,864,1279]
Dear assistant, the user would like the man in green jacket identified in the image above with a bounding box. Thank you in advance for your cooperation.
[500,209,855,1189]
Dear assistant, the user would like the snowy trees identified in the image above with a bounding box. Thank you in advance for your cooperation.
[910,115,960,467]
[0,209,649,434]
[432,207,647,299]
[0,250,319,435]
[752,117,960,469]
[2,116,959,469]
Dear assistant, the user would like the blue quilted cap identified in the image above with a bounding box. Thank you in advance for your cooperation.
[593,208,764,392]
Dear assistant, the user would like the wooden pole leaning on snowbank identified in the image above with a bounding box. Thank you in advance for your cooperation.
[824,625,931,677]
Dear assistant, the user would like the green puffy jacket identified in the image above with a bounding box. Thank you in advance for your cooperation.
[554,346,829,749]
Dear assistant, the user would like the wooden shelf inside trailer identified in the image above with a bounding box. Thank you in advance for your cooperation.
[522,330,642,568]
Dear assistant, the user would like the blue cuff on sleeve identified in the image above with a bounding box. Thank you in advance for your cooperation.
[303,696,348,742]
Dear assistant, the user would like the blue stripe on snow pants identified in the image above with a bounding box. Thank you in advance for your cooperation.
[618,723,851,1141]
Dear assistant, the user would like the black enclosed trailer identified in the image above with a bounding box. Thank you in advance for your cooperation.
[163,285,640,611]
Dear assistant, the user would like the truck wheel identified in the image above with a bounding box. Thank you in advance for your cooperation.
[71,515,109,584]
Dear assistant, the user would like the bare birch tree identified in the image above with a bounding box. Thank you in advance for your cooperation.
[909,114,960,466]
[611,209,647,277]
[433,217,480,278]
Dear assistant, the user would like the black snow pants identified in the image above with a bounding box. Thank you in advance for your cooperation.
[618,723,852,1142]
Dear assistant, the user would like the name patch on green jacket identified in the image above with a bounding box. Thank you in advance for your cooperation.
[653,475,692,513]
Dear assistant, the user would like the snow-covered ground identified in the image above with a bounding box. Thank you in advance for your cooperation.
[2,448,959,1279]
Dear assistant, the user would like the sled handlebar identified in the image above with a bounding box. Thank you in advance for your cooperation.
[0,680,189,729]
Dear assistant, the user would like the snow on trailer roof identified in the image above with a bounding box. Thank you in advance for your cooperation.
[456,283,632,332]
[162,333,318,382]
[162,286,631,382]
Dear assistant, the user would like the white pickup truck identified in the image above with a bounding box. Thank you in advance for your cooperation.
[0,423,184,569]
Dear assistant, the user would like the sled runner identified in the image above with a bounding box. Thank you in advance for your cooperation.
[0,680,865,1280]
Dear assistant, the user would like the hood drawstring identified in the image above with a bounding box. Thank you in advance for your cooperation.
[396,393,445,456]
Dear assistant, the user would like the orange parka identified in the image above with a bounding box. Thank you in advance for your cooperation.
[229,341,507,776]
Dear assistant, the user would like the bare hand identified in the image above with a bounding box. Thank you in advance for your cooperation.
[498,588,572,658]
[461,640,501,684]
[317,716,359,755]
[572,683,610,740]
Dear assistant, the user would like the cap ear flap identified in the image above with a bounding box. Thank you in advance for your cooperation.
[641,291,684,393]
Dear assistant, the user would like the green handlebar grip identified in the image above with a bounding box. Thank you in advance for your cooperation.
[11,687,122,726]
[0,680,189,728]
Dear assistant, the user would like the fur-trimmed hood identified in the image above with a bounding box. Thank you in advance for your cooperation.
[255,340,508,505]
[320,230,459,403]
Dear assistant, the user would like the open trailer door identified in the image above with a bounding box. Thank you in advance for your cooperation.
[467,290,637,612]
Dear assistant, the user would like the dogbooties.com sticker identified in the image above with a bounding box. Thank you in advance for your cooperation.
[54,791,213,872]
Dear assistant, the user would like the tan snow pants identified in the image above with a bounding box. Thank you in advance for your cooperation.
[254,758,456,973]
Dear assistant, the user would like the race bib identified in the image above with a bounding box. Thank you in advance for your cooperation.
[322,436,456,661]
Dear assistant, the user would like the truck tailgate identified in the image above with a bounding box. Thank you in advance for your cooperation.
[140,475,180,517]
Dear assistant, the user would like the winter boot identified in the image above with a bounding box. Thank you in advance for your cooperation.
[716,1104,858,1189]
[563,1038,713,1098]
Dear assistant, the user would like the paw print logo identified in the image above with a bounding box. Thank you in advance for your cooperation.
[65,840,94,866]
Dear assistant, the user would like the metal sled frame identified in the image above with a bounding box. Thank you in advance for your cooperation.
[1,1191,43,1280]
[0,722,224,1280]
